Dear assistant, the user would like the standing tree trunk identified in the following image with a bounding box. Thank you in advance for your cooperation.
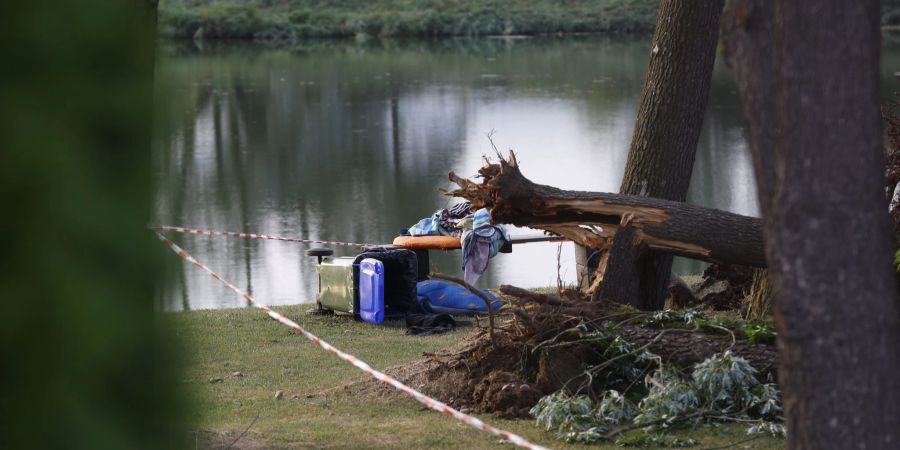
[597,0,725,310]
[744,268,773,320]
[724,1,900,448]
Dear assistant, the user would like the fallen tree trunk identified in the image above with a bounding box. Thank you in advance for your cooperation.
[448,152,766,268]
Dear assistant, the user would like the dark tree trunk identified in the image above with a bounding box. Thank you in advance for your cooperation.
[612,0,724,310]
[448,154,766,268]
[724,1,900,448]
[595,217,644,305]
[744,268,773,320]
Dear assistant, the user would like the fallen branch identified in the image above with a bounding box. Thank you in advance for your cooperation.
[498,285,566,306]
[602,410,710,440]
[588,328,696,376]
[429,272,497,346]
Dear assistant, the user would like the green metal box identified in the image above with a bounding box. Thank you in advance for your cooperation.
[315,257,356,313]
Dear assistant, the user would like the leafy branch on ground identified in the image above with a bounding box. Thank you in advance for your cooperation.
[530,348,784,446]
[640,308,776,345]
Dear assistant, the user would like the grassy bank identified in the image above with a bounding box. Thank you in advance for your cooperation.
[168,304,784,449]
[158,0,658,40]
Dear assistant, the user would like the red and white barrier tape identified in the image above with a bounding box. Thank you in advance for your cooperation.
[154,230,550,450]
[153,224,373,248]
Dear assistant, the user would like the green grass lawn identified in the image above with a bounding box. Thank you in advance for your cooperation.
[167,304,784,449]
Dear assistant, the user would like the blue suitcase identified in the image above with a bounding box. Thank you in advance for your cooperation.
[358,258,385,324]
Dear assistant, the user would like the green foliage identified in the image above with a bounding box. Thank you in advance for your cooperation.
[567,322,657,390]
[598,389,638,425]
[634,368,699,427]
[531,390,639,444]
[747,421,787,438]
[158,0,660,39]
[531,350,784,445]
[0,1,186,448]
[691,351,768,415]
[156,0,900,40]
[641,309,777,345]
[894,248,900,271]
[532,392,607,442]
[615,432,697,447]
[742,322,777,345]
[641,309,707,328]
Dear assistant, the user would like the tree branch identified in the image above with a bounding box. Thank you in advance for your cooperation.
[429,272,497,346]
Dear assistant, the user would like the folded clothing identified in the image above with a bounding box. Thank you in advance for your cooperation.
[407,201,473,237]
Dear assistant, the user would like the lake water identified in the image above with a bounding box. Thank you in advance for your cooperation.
[153,35,900,311]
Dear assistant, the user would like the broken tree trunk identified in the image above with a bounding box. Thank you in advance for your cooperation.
[448,153,766,270]
[616,0,725,310]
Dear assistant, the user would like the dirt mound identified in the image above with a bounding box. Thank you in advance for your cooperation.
[335,332,542,418]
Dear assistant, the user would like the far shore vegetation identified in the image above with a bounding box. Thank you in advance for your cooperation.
[160,0,900,41]
[159,0,658,40]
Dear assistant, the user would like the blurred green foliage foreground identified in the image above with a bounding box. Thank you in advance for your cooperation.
[0,1,187,449]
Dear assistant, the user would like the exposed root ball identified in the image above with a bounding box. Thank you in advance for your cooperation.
[357,288,776,418]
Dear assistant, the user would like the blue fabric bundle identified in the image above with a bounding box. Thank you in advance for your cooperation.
[415,280,503,315]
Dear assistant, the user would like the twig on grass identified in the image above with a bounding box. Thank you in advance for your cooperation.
[224,411,260,450]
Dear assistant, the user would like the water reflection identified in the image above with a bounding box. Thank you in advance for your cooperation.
[152,36,809,310]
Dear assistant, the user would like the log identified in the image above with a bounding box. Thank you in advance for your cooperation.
[448,152,766,268]
[617,325,777,380]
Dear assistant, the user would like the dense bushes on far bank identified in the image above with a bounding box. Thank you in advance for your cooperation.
[159,0,900,41]
[158,0,659,40]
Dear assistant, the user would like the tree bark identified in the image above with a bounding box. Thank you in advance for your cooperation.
[744,268,773,320]
[596,216,644,304]
[615,0,725,310]
[448,153,766,268]
[725,1,900,448]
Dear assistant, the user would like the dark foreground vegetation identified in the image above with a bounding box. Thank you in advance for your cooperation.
[159,0,900,40]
